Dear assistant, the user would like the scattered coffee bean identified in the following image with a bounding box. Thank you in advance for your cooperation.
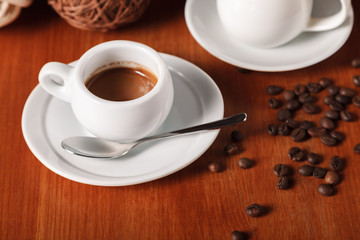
[285,119,298,129]
[267,124,278,136]
[277,108,291,122]
[354,143,360,154]
[320,134,337,146]
[320,117,335,130]
[330,131,344,142]
[286,99,301,111]
[324,110,340,120]
[299,92,316,104]
[307,82,322,93]
[277,176,290,189]
[291,128,307,142]
[313,167,327,178]
[339,87,355,98]
[299,120,314,130]
[353,96,360,108]
[318,184,335,196]
[340,110,353,121]
[268,97,281,109]
[327,85,339,95]
[273,164,290,177]
[335,94,350,105]
[325,171,341,185]
[238,158,253,169]
[231,130,243,142]
[288,147,305,161]
[351,57,360,68]
[225,143,239,155]
[245,204,263,217]
[323,95,334,105]
[319,77,332,88]
[330,156,344,171]
[267,85,283,95]
[294,84,307,96]
[329,100,344,111]
[231,231,248,240]
[307,127,327,138]
[353,75,360,87]
[303,103,321,114]
[208,162,221,173]
[298,165,315,176]
[283,90,295,101]
[307,152,320,165]
[278,124,290,136]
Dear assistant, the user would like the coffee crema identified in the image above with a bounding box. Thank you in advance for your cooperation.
[85,65,157,101]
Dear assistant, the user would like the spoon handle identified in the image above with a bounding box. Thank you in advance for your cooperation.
[138,113,247,142]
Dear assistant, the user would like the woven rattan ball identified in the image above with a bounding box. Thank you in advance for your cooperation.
[48,0,151,31]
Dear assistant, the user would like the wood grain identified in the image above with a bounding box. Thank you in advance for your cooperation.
[1,0,360,239]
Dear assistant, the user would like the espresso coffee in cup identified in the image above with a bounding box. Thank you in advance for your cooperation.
[85,63,158,101]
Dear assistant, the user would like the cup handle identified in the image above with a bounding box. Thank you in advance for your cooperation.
[305,0,351,31]
[38,62,74,103]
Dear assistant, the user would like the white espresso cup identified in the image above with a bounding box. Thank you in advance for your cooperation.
[217,0,351,48]
[39,40,174,141]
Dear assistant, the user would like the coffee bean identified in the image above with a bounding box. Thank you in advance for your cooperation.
[329,100,344,111]
[285,119,298,129]
[339,87,355,98]
[299,92,316,104]
[330,131,344,142]
[277,176,290,189]
[267,124,278,136]
[307,152,320,165]
[299,120,314,130]
[283,90,295,101]
[225,143,239,155]
[245,204,263,217]
[324,110,340,120]
[307,82,322,93]
[319,77,332,88]
[320,117,335,130]
[351,57,360,68]
[273,164,290,177]
[320,134,337,146]
[330,156,344,171]
[340,110,353,121]
[325,171,341,185]
[231,231,248,240]
[303,103,321,114]
[231,130,243,142]
[335,94,351,105]
[353,96,360,108]
[298,165,315,176]
[313,167,327,178]
[355,143,360,154]
[238,158,253,169]
[268,97,281,109]
[318,184,335,196]
[294,84,307,96]
[277,108,291,122]
[307,127,327,138]
[323,95,334,105]
[208,162,221,173]
[327,85,339,95]
[353,75,360,87]
[291,128,307,142]
[286,99,301,111]
[267,85,283,95]
[278,124,290,136]
[288,147,305,161]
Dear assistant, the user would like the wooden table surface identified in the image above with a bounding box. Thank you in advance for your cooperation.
[1,0,360,239]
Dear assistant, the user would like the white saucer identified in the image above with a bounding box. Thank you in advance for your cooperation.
[22,53,224,186]
[185,0,354,72]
